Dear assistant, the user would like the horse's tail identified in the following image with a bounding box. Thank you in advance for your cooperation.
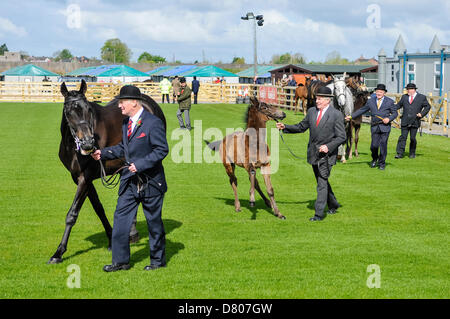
[204,140,221,152]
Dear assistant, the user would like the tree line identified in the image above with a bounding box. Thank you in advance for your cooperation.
[1,39,373,66]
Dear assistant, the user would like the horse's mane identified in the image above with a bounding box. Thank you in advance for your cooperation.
[243,104,252,127]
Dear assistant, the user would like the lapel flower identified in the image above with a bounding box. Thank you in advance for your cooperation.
[136,118,142,128]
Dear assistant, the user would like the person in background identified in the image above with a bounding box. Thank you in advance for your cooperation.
[177,77,192,130]
[171,76,181,104]
[394,83,431,159]
[345,84,397,170]
[159,77,172,104]
[191,76,200,104]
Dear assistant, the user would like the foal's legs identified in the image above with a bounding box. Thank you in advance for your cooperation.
[261,169,285,219]
[224,163,241,212]
[354,124,361,157]
[248,167,256,207]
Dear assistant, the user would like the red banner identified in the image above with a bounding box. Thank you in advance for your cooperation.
[258,86,278,104]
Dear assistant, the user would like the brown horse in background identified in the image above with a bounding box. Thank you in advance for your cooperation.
[305,78,333,109]
[347,90,370,158]
[293,82,308,114]
[345,75,368,95]
[206,97,287,219]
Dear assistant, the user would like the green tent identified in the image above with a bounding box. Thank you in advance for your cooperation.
[181,65,238,78]
[96,65,149,77]
[66,66,100,76]
[1,64,59,76]
[236,65,278,78]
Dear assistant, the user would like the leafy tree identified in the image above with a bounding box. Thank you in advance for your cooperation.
[271,52,306,64]
[324,51,350,65]
[138,52,166,63]
[232,56,245,64]
[101,38,132,63]
[0,43,8,55]
[53,49,73,61]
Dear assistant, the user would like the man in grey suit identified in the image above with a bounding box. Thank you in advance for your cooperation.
[276,87,346,221]
[394,83,431,159]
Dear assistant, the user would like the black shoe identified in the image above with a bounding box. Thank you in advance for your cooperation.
[103,263,131,272]
[370,161,378,168]
[144,264,166,271]
[379,165,385,170]
[309,215,325,221]
[328,206,340,215]
[409,154,416,158]
[395,154,403,159]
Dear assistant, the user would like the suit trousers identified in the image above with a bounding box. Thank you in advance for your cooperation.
[193,93,198,104]
[312,163,339,218]
[162,94,170,104]
[112,183,166,266]
[370,126,390,166]
[177,109,191,129]
[396,126,418,155]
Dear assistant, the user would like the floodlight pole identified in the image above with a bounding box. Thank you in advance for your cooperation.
[253,17,257,82]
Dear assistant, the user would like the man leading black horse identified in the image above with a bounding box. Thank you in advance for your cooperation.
[91,85,169,272]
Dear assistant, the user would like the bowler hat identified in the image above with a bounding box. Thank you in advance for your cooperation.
[115,85,143,100]
[316,86,334,97]
[405,83,417,90]
[375,84,387,92]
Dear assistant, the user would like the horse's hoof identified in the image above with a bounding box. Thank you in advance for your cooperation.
[129,233,139,243]
[278,215,286,220]
[235,208,241,212]
[47,257,63,264]
[249,201,255,208]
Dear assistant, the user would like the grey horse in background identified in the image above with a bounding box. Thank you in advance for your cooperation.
[327,73,354,163]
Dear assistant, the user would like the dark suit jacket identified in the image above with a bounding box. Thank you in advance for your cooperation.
[191,80,200,94]
[283,106,346,166]
[351,95,397,133]
[395,93,431,128]
[101,109,169,197]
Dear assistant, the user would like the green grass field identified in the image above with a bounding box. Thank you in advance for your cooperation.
[0,102,448,299]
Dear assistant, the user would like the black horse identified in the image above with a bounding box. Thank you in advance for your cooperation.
[48,80,166,264]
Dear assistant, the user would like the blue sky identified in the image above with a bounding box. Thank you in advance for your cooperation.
[1,0,449,63]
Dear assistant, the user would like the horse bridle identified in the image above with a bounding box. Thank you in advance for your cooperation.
[63,97,95,153]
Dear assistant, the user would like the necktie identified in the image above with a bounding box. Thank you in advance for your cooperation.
[127,119,132,139]
[409,96,413,104]
[377,99,382,109]
[316,109,323,127]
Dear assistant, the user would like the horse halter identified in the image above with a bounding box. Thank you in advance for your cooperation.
[63,96,95,153]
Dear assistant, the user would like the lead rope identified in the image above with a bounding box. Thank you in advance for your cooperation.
[274,119,303,160]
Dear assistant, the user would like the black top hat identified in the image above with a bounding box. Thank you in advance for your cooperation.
[179,77,186,83]
[316,86,334,97]
[115,85,143,100]
[375,84,387,92]
[405,83,417,90]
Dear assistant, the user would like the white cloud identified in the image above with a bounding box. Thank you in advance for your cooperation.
[0,17,27,37]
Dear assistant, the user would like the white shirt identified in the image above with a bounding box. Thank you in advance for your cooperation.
[317,105,330,120]
[129,107,144,133]
[408,92,417,103]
